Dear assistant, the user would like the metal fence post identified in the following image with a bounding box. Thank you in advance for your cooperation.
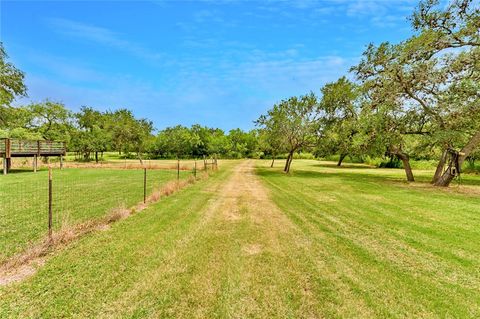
[194,160,197,178]
[177,159,180,181]
[48,167,53,239]
[143,168,147,204]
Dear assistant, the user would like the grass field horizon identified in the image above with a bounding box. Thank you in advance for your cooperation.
[1,159,479,318]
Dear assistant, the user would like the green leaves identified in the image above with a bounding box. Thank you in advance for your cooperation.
[0,43,27,109]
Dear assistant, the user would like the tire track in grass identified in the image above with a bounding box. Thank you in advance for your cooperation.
[99,160,374,318]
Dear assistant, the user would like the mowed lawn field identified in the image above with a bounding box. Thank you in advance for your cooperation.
[1,159,479,318]
[0,167,191,262]
[257,160,480,317]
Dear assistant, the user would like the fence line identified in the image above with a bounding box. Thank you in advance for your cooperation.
[0,158,219,263]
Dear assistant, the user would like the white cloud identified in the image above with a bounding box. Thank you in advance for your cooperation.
[47,18,163,63]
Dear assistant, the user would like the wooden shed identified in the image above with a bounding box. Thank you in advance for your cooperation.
[0,138,66,174]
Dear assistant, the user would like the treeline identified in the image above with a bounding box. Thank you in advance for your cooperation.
[1,45,260,160]
[256,0,479,187]
[0,102,260,160]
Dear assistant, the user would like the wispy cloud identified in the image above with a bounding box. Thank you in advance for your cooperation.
[26,52,107,84]
[18,51,356,130]
[47,18,163,63]
[257,0,416,28]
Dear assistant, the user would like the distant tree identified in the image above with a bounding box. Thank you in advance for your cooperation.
[190,124,210,157]
[316,77,361,166]
[27,100,73,141]
[155,125,197,158]
[0,106,36,138]
[131,118,154,163]
[226,128,257,158]
[256,121,286,167]
[106,109,153,162]
[74,107,111,162]
[207,128,229,157]
[357,97,425,181]
[257,92,320,173]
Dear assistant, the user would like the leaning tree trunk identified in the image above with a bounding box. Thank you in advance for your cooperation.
[286,155,293,173]
[270,155,275,168]
[284,150,294,173]
[432,149,448,184]
[283,154,290,172]
[434,131,480,187]
[395,152,415,182]
[337,154,347,167]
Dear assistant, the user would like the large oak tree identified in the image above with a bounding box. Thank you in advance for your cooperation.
[353,0,479,186]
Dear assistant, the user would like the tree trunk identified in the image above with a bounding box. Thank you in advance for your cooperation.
[286,156,293,173]
[395,152,415,182]
[95,151,99,163]
[434,131,480,187]
[284,154,291,172]
[284,151,294,173]
[432,149,448,184]
[270,156,275,168]
[337,154,347,167]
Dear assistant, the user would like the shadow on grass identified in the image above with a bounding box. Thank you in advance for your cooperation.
[257,165,480,188]
[1,169,48,175]
[312,163,374,169]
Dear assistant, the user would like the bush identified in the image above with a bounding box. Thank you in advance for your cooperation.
[378,158,402,168]
[363,156,383,167]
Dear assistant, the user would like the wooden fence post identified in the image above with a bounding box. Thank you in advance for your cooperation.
[48,167,53,239]
[194,160,197,178]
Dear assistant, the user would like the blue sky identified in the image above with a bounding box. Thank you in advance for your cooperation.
[1,0,418,131]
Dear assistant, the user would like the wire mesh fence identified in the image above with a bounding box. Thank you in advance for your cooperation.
[0,159,218,263]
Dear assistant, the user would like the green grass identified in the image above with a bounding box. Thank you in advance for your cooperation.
[0,161,235,318]
[0,167,192,262]
[1,160,479,318]
[256,159,480,317]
